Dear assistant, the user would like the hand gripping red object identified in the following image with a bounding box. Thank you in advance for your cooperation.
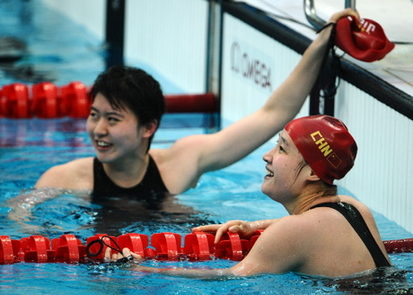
[85,234,118,262]
[117,233,155,259]
[335,16,395,62]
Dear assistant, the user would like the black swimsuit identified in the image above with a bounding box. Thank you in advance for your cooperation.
[311,202,390,268]
[91,156,169,209]
[90,157,210,234]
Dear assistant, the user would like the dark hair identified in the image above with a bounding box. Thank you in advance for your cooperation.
[90,66,165,150]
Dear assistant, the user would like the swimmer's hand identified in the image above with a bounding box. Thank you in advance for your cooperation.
[328,8,360,24]
[193,220,257,244]
[104,247,144,264]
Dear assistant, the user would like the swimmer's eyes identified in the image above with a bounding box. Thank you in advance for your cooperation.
[88,110,98,119]
[107,116,121,124]
[274,142,285,154]
[88,110,121,122]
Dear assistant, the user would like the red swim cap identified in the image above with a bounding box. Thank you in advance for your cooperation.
[285,115,357,184]
[335,16,395,62]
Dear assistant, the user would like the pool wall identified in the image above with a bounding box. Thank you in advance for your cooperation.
[39,0,412,234]
[43,0,208,94]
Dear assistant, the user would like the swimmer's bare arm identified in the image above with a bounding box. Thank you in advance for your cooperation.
[5,187,79,234]
[107,216,305,278]
[166,9,359,176]
[7,167,66,224]
[155,9,359,194]
[7,189,61,223]
[7,158,92,228]
[7,168,65,223]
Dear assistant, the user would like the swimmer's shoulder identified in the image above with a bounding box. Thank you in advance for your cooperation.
[335,195,376,224]
[150,139,205,194]
[266,214,318,235]
[263,212,337,247]
[35,157,94,190]
[302,195,379,241]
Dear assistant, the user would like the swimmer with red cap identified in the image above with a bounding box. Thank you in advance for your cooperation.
[106,115,391,278]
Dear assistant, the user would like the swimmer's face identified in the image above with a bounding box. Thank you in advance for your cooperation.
[86,93,155,163]
[261,130,309,201]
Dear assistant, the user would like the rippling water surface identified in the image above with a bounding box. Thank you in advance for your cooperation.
[0,1,412,294]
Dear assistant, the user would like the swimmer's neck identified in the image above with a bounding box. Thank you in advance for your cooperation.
[284,183,339,215]
[102,153,150,187]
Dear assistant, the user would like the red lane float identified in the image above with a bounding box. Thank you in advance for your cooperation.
[0,81,90,119]
[116,233,155,259]
[165,93,217,113]
[183,231,215,261]
[60,82,90,118]
[384,238,413,253]
[0,232,248,264]
[1,83,31,118]
[0,236,16,264]
[1,232,411,264]
[31,82,59,118]
[215,232,249,261]
[0,81,218,119]
[52,234,86,263]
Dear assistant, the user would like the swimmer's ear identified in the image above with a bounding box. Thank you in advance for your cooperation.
[304,166,321,182]
[142,120,158,138]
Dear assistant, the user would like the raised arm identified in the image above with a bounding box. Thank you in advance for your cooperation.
[185,9,359,173]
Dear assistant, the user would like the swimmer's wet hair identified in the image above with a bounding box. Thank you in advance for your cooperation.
[90,66,165,150]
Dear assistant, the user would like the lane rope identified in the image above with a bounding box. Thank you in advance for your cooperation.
[0,232,411,264]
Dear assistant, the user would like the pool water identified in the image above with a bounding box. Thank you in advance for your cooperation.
[0,0,104,86]
[1,0,412,294]
[1,117,413,294]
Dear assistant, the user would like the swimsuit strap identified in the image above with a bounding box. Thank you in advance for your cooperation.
[311,202,390,268]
